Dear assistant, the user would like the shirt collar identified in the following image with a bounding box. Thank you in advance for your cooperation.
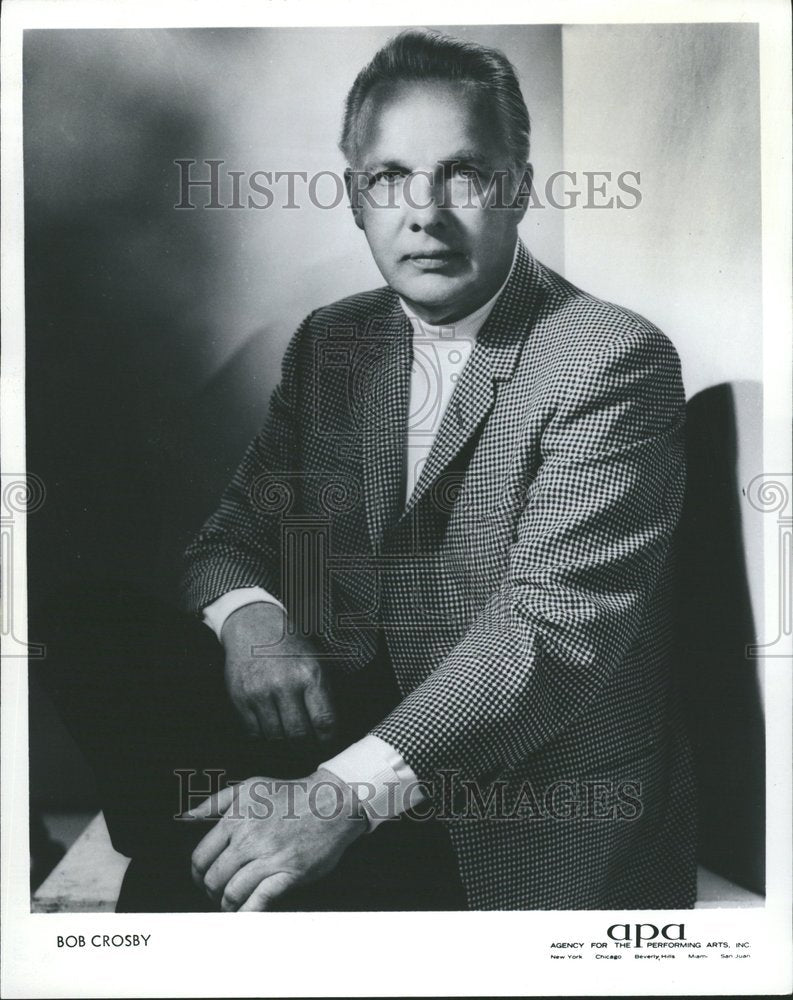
[398,239,519,342]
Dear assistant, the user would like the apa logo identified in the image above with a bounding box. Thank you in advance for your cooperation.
[607,923,686,948]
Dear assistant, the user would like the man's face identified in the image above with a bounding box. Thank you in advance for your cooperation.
[348,81,528,324]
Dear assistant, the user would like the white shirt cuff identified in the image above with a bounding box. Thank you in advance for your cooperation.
[320,734,427,831]
[201,587,286,641]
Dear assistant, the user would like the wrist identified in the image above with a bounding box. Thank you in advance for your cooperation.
[221,600,287,647]
[312,768,369,842]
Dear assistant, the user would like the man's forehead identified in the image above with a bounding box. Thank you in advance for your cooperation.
[357,79,501,168]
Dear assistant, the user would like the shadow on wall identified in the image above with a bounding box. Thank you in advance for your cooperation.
[24,31,236,808]
[675,381,765,895]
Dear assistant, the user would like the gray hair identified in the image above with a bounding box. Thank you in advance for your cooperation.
[340,29,531,179]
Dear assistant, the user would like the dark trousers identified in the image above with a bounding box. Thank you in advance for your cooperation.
[32,581,465,912]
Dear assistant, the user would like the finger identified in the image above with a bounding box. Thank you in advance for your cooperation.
[275,690,314,742]
[191,819,231,889]
[227,681,262,738]
[238,871,298,911]
[303,676,337,743]
[220,858,271,912]
[185,783,238,820]
[203,844,248,903]
[228,690,261,738]
[252,695,285,742]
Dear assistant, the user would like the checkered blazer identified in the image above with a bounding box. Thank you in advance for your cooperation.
[181,240,698,909]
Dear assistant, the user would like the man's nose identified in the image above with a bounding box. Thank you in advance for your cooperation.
[403,170,446,232]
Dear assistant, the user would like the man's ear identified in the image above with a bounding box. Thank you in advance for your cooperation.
[344,167,366,231]
[512,162,533,222]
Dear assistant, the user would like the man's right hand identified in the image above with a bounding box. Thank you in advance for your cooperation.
[220,602,336,745]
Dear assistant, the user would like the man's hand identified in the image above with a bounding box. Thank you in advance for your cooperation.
[221,602,336,744]
[188,768,367,911]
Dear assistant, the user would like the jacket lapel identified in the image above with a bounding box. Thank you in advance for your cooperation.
[401,240,543,518]
[360,304,413,549]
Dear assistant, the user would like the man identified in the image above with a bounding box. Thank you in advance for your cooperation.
[38,29,697,911]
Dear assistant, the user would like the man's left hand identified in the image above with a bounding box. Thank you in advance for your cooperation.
[188,768,367,911]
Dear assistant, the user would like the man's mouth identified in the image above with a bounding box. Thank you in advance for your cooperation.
[403,249,464,271]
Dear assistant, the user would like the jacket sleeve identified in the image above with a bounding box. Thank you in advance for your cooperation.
[178,312,313,615]
[370,321,686,786]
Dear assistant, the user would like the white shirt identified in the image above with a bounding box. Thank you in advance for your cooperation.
[203,243,518,829]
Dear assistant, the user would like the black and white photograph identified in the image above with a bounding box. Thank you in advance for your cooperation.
[1,1,791,996]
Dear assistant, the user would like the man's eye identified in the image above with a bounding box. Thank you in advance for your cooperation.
[452,166,480,180]
[372,170,405,184]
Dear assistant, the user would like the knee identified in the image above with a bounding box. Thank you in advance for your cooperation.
[29,579,151,692]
